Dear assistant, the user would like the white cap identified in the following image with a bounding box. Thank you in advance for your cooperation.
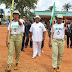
[34,15,41,19]
[13,10,21,15]
[57,14,63,18]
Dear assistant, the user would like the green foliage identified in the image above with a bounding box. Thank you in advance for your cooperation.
[63,3,72,12]
[48,6,53,11]
[0,0,38,19]
[45,6,56,11]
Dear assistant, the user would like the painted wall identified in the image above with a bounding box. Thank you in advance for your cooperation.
[34,11,72,16]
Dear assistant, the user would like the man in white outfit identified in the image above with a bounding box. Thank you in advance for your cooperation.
[29,15,46,59]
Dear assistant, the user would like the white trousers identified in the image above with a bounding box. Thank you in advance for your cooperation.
[33,41,42,57]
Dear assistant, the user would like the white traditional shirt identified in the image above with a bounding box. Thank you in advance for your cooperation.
[30,22,46,42]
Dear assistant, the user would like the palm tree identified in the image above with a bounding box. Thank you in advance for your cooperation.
[45,6,56,11]
[63,3,72,12]
[48,6,53,11]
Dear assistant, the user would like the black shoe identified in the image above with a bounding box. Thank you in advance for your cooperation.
[5,70,11,72]
[5,65,11,72]
[71,46,72,48]
[21,49,25,52]
[25,46,27,48]
[30,46,32,48]
[67,45,69,48]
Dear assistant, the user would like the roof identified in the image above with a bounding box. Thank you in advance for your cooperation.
[34,11,72,20]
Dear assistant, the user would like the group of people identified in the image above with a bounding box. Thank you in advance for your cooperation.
[20,16,45,54]
[5,10,70,72]
[65,21,72,48]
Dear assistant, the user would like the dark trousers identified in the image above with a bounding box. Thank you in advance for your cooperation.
[67,35,70,46]
[30,40,32,47]
[0,22,1,25]
[25,36,32,48]
[70,34,72,46]
[21,33,25,50]
[41,40,44,49]
[67,34,72,46]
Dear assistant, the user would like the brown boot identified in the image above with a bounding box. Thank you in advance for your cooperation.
[56,67,60,72]
[5,65,11,72]
[53,68,56,72]
[14,63,18,70]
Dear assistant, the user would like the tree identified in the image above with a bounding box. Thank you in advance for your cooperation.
[45,6,56,11]
[63,3,72,12]
[48,6,53,11]
[0,0,38,19]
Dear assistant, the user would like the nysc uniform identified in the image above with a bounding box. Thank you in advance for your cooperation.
[51,23,65,68]
[8,19,23,65]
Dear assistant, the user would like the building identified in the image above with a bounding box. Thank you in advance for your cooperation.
[34,11,72,23]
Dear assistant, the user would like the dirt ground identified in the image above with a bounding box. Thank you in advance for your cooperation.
[0,26,72,72]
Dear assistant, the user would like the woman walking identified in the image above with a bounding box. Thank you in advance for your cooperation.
[5,10,23,72]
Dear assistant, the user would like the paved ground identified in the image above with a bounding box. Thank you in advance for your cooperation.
[0,27,72,72]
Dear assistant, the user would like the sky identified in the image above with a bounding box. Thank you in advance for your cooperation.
[35,0,72,11]
[0,0,72,16]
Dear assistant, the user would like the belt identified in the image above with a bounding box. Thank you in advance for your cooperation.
[53,38,64,40]
[11,34,21,36]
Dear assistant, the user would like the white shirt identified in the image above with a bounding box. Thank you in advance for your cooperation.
[8,19,23,34]
[52,23,65,39]
[30,22,46,42]
[19,19,25,33]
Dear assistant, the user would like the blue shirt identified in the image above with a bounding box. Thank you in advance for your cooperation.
[7,20,10,27]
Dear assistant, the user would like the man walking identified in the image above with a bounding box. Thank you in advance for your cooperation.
[66,20,71,48]
[30,15,46,59]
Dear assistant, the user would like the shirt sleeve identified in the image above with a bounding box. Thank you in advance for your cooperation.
[42,24,46,32]
[23,24,25,33]
[63,23,66,29]
[29,25,33,32]
[19,19,25,33]
[20,19,24,25]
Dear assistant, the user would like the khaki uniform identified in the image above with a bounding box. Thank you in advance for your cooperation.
[8,34,22,65]
[21,32,24,41]
[52,38,65,68]
[21,33,23,37]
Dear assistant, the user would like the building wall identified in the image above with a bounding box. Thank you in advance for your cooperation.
[34,11,72,16]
